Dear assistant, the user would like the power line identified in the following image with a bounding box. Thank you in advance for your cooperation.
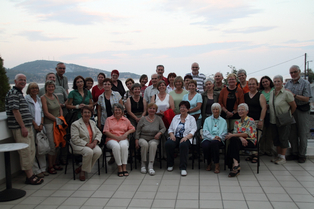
[248,54,305,75]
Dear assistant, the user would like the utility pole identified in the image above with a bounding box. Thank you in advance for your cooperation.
[304,53,307,80]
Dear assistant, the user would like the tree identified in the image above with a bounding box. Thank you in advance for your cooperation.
[223,66,238,86]
[0,57,11,111]
[307,68,314,83]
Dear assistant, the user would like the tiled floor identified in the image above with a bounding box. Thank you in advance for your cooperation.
[1,155,314,209]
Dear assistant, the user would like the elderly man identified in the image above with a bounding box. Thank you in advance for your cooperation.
[55,62,69,94]
[39,72,68,116]
[5,74,43,185]
[237,69,249,94]
[186,62,206,93]
[285,65,312,163]
[214,72,226,93]
[149,65,169,86]
[144,74,159,103]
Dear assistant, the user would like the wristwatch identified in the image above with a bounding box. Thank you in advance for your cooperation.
[259,119,263,122]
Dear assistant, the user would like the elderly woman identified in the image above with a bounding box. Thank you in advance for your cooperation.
[92,73,106,104]
[167,72,177,93]
[139,74,148,97]
[41,80,63,174]
[111,69,125,97]
[125,83,147,128]
[151,80,175,116]
[201,103,227,173]
[169,76,188,114]
[269,75,296,165]
[25,82,48,178]
[219,73,244,131]
[135,103,166,175]
[123,78,135,103]
[201,78,220,126]
[259,76,275,156]
[66,76,93,119]
[225,103,257,177]
[70,106,102,181]
[183,80,202,128]
[237,69,249,94]
[103,103,135,177]
[165,101,197,176]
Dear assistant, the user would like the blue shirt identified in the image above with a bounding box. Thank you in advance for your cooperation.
[182,93,202,115]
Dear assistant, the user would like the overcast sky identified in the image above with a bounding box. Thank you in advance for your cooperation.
[1,0,314,80]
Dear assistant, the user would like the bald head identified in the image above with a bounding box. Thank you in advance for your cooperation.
[214,72,223,84]
[191,62,199,75]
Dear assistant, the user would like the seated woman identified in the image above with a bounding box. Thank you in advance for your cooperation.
[70,106,102,181]
[103,103,135,177]
[135,103,166,175]
[225,103,257,177]
[201,103,227,173]
[165,101,197,176]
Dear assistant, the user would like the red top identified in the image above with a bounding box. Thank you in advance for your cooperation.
[92,85,105,103]
[237,82,249,94]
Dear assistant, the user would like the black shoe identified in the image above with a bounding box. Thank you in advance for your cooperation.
[298,157,306,163]
[286,155,299,161]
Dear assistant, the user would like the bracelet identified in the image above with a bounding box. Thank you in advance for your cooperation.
[76,105,79,109]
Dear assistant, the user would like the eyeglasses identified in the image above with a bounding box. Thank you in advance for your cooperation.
[192,67,198,69]
[58,67,65,70]
[290,71,298,74]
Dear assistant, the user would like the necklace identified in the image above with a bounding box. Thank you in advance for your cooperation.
[249,91,257,98]
[146,116,155,122]
[213,118,219,127]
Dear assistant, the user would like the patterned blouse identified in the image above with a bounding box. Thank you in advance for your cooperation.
[233,116,257,145]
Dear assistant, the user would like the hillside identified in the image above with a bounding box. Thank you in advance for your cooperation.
[6,60,140,83]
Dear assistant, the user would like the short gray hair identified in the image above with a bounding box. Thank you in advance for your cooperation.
[113,103,124,113]
[46,72,55,80]
[290,65,300,71]
[273,75,283,82]
[237,69,247,76]
[238,103,249,111]
[211,103,221,114]
[44,80,55,93]
[131,83,141,90]
[205,77,214,84]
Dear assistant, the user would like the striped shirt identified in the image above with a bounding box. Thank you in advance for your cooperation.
[284,78,312,106]
[5,87,33,129]
[185,72,206,93]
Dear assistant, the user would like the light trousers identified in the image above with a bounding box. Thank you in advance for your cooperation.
[44,123,56,155]
[73,145,102,173]
[33,154,47,174]
[139,138,159,164]
[106,139,129,166]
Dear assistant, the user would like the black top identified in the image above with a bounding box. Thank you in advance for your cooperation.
[221,87,239,119]
[130,96,144,113]
[205,99,214,115]
[111,79,126,98]
[105,97,113,117]
[244,92,261,120]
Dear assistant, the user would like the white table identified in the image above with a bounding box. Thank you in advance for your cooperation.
[0,143,29,202]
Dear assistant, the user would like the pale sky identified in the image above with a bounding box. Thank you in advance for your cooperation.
[1,0,314,80]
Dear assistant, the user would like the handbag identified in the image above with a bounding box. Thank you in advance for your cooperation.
[297,103,310,112]
[36,130,50,155]
[272,93,294,127]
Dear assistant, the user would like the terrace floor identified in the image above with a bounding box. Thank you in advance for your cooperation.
[1,155,314,209]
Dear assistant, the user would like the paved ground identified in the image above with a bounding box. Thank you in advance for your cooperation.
[1,155,314,209]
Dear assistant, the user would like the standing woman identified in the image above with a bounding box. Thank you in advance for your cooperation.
[169,76,188,115]
[219,73,244,131]
[237,69,249,94]
[125,83,147,128]
[123,78,135,103]
[201,78,220,126]
[92,73,106,104]
[139,74,148,97]
[66,76,93,119]
[183,74,193,91]
[25,82,48,178]
[151,80,175,117]
[111,69,125,97]
[167,72,177,93]
[259,76,275,156]
[182,80,202,128]
[41,80,63,174]
[269,75,296,164]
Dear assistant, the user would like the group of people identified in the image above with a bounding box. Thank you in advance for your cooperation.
[5,62,312,183]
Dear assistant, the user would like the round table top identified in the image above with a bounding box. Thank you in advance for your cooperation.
[0,143,29,152]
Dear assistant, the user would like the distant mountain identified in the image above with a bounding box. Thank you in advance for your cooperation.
[5,60,140,83]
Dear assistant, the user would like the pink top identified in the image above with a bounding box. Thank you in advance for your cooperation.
[103,115,135,143]
[92,85,105,103]
[140,86,147,97]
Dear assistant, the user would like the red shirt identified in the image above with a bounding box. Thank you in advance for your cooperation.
[92,85,105,103]
[237,82,249,94]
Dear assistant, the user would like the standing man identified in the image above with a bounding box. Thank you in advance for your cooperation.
[148,65,169,86]
[285,65,312,163]
[55,62,69,94]
[144,74,159,103]
[186,62,206,93]
[5,74,43,185]
[213,72,226,93]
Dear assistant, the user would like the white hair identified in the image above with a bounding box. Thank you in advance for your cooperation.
[205,77,214,84]
[211,103,222,114]
[14,74,26,80]
[273,75,283,82]
[237,69,247,76]
[238,103,249,111]
[290,65,300,71]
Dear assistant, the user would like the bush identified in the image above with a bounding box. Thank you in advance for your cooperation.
[0,57,11,112]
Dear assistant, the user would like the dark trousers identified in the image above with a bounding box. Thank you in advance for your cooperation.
[202,140,223,164]
[227,137,255,169]
[165,137,190,170]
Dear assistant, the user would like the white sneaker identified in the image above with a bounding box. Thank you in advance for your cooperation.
[167,167,173,172]
[141,167,147,174]
[181,170,187,176]
[275,158,286,165]
[148,169,155,176]
[271,156,279,163]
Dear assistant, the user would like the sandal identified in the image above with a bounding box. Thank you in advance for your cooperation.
[117,171,124,177]
[25,174,44,185]
[228,169,240,177]
[251,156,258,164]
[214,164,220,174]
[53,164,63,171]
[206,163,212,171]
[245,155,253,161]
[48,166,57,174]
[75,166,82,174]
[123,171,129,177]
[79,172,86,181]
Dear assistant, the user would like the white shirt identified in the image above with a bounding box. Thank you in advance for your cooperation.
[168,114,197,143]
[33,99,41,126]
